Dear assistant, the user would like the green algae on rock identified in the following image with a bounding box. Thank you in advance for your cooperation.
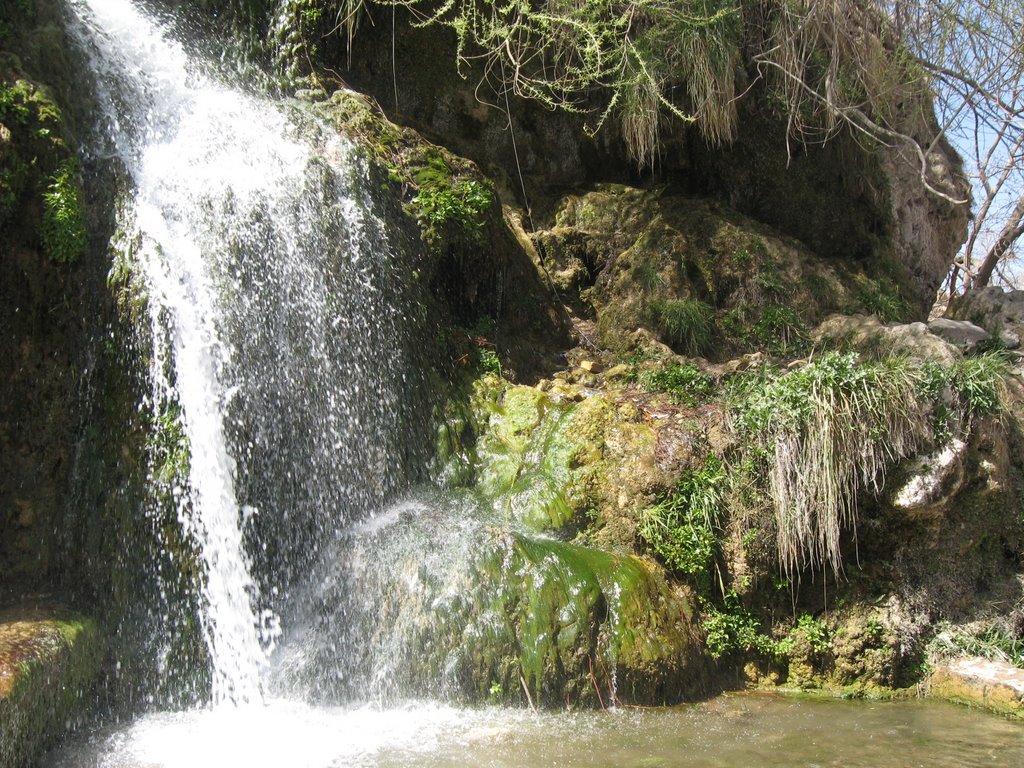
[0,606,104,768]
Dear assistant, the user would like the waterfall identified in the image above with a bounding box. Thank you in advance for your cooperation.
[70,0,416,704]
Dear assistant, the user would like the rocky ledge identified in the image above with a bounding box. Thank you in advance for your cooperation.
[0,604,104,767]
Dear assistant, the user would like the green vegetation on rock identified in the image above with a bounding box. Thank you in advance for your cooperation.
[727,349,1010,579]
[639,455,724,586]
[40,157,87,264]
[0,608,105,767]
[640,362,713,406]
[648,298,715,357]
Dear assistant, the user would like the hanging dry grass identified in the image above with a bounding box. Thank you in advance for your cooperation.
[729,352,1006,578]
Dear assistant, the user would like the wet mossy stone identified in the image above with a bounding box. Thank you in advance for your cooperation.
[424,529,709,707]
[0,605,105,767]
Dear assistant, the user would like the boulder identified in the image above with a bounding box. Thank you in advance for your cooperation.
[814,315,959,365]
[275,503,711,707]
[948,287,1024,350]
[928,656,1024,718]
[927,318,990,352]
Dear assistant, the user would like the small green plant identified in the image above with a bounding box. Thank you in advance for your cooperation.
[411,154,493,247]
[640,362,713,406]
[487,680,504,703]
[40,158,87,264]
[750,306,807,355]
[649,298,715,356]
[702,592,781,659]
[950,352,1008,415]
[792,614,831,653]
[476,346,501,376]
[753,262,784,294]
[635,262,664,292]
[855,279,910,322]
[638,455,724,586]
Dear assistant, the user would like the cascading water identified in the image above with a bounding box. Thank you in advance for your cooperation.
[70,0,418,705]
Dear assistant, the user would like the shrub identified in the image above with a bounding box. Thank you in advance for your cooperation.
[649,298,715,356]
[640,362,713,406]
[702,592,780,659]
[638,455,724,586]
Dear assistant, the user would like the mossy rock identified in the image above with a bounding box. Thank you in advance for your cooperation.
[309,88,569,379]
[0,605,105,767]
[440,379,667,539]
[457,532,709,706]
[295,508,711,707]
[535,185,872,358]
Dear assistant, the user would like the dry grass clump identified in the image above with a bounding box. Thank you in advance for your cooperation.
[730,351,1007,577]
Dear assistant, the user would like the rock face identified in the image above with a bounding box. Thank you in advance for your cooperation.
[927,318,991,352]
[301,5,968,319]
[0,605,104,767]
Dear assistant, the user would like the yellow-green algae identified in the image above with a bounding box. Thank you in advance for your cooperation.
[0,606,104,767]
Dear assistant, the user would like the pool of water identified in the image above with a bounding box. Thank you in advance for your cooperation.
[51,693,1022,767]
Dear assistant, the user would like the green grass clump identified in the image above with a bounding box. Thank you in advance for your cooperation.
[640,362,713,406]
[950,352,1008,415]
[40,158,87,264]
[649,298,715,356]
[750,305,807,355]
[929,621,1024,669]
[731,352,934,577]
[638,455,724,587]
[855,279,910,322]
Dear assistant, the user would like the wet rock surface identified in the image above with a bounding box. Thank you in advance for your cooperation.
[0,604,104,768]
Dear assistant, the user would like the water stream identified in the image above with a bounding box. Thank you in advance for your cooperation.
[52,0,1024,764]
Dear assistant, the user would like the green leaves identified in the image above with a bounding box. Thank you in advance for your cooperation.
[638,455,724,583]
[40,158,87,264]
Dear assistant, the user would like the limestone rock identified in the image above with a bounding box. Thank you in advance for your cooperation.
[949,287,1024,351]
[927,318,990,352]
[890,438,968,514]
[928,657,1024,718]
[814,314,959,365]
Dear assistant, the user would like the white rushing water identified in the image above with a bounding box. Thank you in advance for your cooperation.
[71,0,412,704]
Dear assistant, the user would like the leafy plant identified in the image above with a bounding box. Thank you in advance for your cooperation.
[639,455,724,586]
[649,298,715,356]
[640,362,713,406]
[702,592,780,659]
[950,352,1008,416]
[411,155,493,247]
[750,305,807,355]
[792,614,831,653]
[40,158,87,264]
